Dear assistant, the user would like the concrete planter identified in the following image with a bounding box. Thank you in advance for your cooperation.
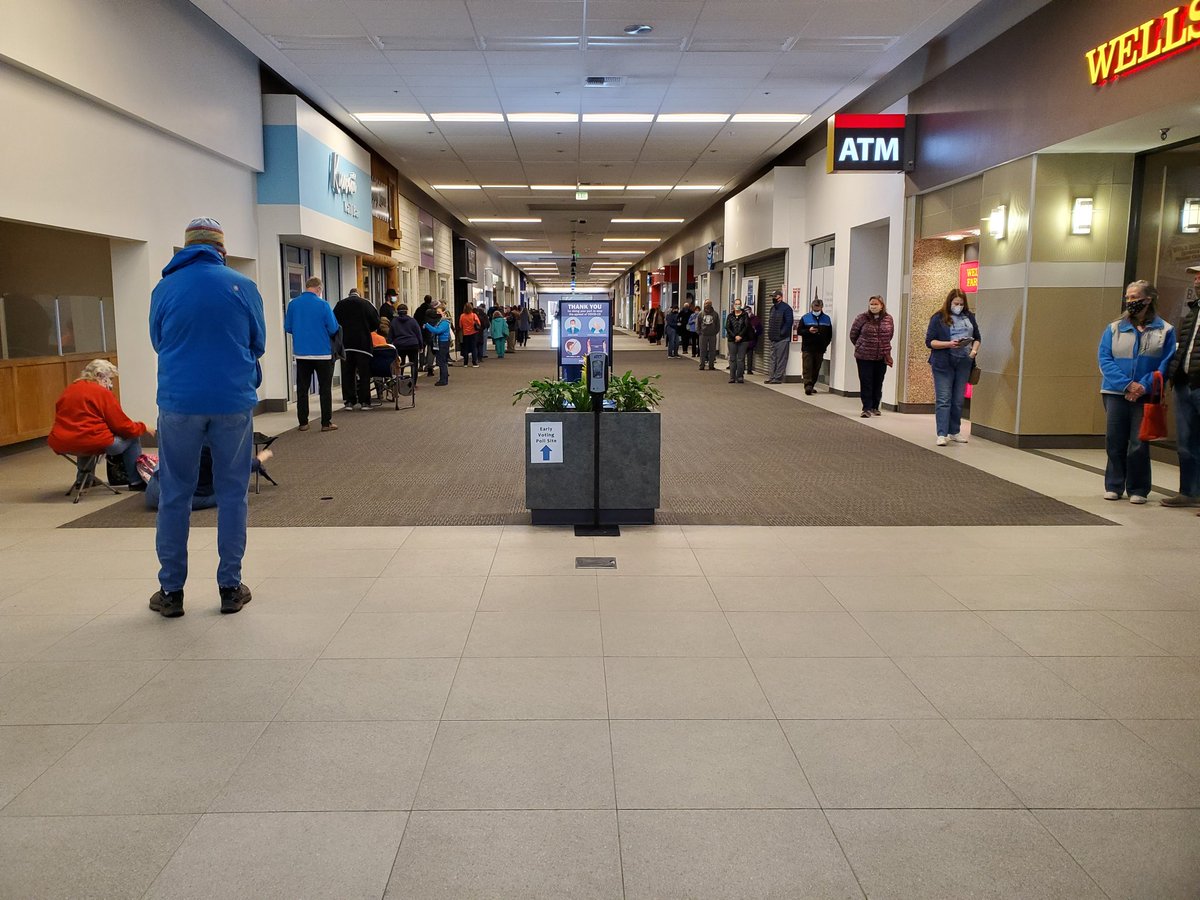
[524,408,661,525]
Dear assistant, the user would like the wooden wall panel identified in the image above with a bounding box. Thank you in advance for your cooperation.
[0,368,16,444]
[0,353,117,446]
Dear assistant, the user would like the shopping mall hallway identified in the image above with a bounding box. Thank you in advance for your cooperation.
[1,336,1198,899]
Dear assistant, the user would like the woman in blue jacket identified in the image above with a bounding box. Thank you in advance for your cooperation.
[1098,280,1176,503]
[925,288,981,446]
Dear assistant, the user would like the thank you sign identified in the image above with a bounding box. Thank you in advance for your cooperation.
[559,299,611,367]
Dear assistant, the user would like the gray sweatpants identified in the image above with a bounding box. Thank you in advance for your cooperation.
[769,339,791,381]
[699,333,718,368]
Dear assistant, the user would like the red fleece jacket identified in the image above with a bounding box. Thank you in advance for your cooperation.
[47,381,146,456]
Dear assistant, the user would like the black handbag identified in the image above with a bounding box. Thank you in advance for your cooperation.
[330,327,346,362]
[968,362,981,385]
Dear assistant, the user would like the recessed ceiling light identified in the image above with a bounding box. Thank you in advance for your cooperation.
[602,237,659,243]
[468,218,542,223]
[430,112,504,122]
[673,184,723,190]
[611,218,685,223]
[506,113,580,123]
[530,185,578,190]
[655,113,729,123]
[431,184,481,190]
[624,185,673,191]
[356,112,430,122]
[623,24,653,35]
[730,113,810,123]
[582,113,655,123]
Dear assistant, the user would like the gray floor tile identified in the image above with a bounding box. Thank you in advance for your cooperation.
[597,576,718,610]
[1103,610,1200,656]
[1056,572,1200,610]
[443,657,608,719]
[0,814,197,900]
[1038,656,1200,718]
[488,548,597,577]
[783,719,1021,808]
[1035,809,1200,900]
[106,659,310,723]
[464,610,603,656]
[822,575,965,611]
[604,657,774,719]
[387,810,623,899]
[144,811,407,900]
[978,610,1168,656]
[697,553,809,577]
[894,656,1106,719]
[597,549,701,577]
[611,720,816,809]
[322,612,474,658]
[211,720,436,812]
[1121,719,1200,779]
[0,614,95,660]
[2,721,264,815]
[358,576,485,612]
[178,613,346,660]
[241,576,375,615]
[414,720,614,809]
[619,809,862,900]
[36,613,218,661]
[750,657,939,719]
[707,576,842,611]
[954,719,1200,808]
[601,610,742,656]
[0,659,164,725]
[278,658,458,721]
[0,577,160,615]
[481,575,600,610]
[272,548,398,579]
[929,574,1081,610]
[828,809,1104,900]
[853,611,1024,657]
[0,724,91,807]
[727,611,884,657]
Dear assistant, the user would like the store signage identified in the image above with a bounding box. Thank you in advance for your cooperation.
[959,261,979,294]
[559,299,610,368]
[826,114,909,173]
[328,153,359,218]
[1085,3,1200,85]
[371,179,391,224]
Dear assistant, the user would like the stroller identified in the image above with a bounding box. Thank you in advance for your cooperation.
[370,344,416,410]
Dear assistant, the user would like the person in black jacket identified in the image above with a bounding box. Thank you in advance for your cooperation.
[798,298,833,394]
[379,288,398,322]
[390,304,423,376]
[334,288,380,409]
[725,301,752,383]
[412,295,433,374]
[765,290,794,384]
[1163,262,1200,508]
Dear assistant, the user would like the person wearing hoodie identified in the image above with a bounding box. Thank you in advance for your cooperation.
[698,300,720,370]
[390,304,423,375]
[147,217,265,618]
[725,301,752,383]
[334,288,380,409]
[490,309,511,357]
[284,276,339,432]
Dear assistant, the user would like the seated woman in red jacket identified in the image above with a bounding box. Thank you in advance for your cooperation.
[47,359,154,491]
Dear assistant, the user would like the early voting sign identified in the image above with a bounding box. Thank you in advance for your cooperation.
[558,298,611,373]
[530,421,563,463]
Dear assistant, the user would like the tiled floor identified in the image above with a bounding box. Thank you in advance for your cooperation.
[2,375,1200,897]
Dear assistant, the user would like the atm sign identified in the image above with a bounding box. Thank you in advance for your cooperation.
[826,114,909,173]
[960,261,979,294]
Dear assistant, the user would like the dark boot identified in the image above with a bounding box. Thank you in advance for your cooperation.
[149,589,185,618]
[219,583,252,614]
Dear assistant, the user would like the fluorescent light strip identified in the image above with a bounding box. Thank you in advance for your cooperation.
[530,185,578,190]
[576,185,626,191]
[582,113,655,123]
[431,184,481,190]
[481,184,529,189]
[356,112,430,122]
[430,112,504,122]
[611,218,685,223]
[507,113,579,123]
[492,238,534,242]
[730,113,809,123]
[597,250,641,255]
[655,113,729,123]
[673,184,723,190]
[468,218,542,223]
[602,237,659,243]
[624,185,673,191]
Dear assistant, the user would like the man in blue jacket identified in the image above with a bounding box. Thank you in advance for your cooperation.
[284,275,339,433]
[765,290,794,384]
[148,217,265,618]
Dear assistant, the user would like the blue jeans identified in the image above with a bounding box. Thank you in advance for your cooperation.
[145,474,218,511]
[1103,394,1149,497]
[933,357,973,436]
[435,341,450,382]
[476,331,487,360]
[91,435,141,485]
[1174,382,1200,495]
[156,410,253,592]
[666,326,679,356]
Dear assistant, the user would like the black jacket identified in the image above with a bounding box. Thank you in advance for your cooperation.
[699,307,720,336]
[725,310,752,341]
[412,301,431,328]
[799,312,833,354]
[768,299,794,342]
[333,294,380,353]
[389,313,422,349]
[1168,298,1200,388]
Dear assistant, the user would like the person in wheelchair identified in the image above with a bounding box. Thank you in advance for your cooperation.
[370,339,403,407]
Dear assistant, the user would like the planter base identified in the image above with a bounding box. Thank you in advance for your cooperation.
[531,508,655,526]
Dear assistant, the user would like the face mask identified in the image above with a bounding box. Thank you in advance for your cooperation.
[1125,299,1148,315]
[951,303,964,315]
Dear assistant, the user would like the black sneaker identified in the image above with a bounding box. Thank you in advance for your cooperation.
[149,589,185,618]
[127,481,147,493]
[219,583,252,614]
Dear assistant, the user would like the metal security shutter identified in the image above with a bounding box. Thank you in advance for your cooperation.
[743,252,786,374]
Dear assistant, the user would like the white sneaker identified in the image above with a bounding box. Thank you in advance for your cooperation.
[950,433,968,443]
[1129,495,1147,505]
[936,436,948,447]
[342,403,354,410]
[1103,491,1121,500]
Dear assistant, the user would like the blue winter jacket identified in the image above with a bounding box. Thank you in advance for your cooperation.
[424,319,451,343]
[925,311,981,371]
[284,291,338,357]
[149,245,266,414]
[769,300,794,342]
[1098,316,1176,395]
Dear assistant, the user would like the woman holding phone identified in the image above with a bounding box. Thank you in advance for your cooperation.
[926,288,981,446]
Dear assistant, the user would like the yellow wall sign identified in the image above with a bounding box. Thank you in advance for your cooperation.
[1086,2,1200,85]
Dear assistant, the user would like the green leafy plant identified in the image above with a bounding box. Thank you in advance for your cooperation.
[513,378,575,411]
[605,371,663,411]
[514,371,662,412]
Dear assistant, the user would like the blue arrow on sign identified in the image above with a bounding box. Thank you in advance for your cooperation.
[540,444,553,460]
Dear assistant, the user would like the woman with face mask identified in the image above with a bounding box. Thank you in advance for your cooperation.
[925,288,982,446]
[1097,280,1176,503]
[849,296,895,418]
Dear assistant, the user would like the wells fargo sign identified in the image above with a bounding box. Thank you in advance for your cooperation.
[1086,2,1200,85]
[959,261,979,294]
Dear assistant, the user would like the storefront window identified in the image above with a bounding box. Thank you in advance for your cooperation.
[0,294,115,359]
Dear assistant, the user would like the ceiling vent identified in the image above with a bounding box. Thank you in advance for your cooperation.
[584,76,625,88]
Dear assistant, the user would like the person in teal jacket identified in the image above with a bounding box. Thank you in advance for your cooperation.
[424,308,452,385]
[1097,280,1176,503]
[148,217,266,619]
[490,310,510,357]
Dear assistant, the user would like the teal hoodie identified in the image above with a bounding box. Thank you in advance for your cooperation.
[149,245,266,414]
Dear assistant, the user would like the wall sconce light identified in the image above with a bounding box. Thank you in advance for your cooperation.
[1183,198,1200,234]
[987,205,1007,240]
[1071,197,1094,235]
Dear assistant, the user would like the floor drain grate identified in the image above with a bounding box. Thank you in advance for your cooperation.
[575,556,617,569]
